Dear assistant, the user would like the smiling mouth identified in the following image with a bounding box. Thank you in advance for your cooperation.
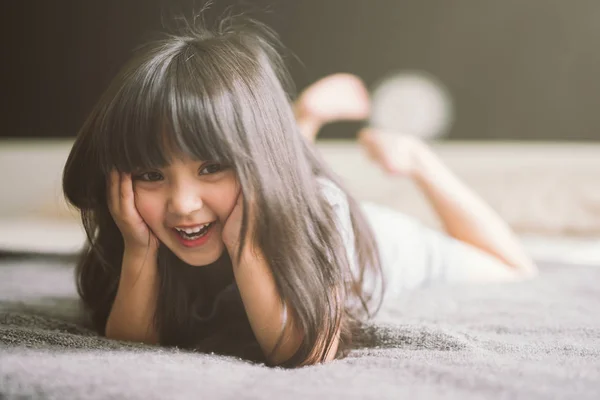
[174,222,215,240]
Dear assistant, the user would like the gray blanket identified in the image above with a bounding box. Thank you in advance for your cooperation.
[1,257,599,399]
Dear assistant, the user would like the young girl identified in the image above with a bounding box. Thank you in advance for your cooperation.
[62,19,536,368]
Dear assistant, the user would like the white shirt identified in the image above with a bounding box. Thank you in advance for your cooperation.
[318,178,502,301]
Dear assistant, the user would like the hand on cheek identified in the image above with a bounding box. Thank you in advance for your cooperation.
[107,170,159,254]
[222,190,257,261]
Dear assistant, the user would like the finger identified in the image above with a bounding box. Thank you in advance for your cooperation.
[235,190,247,219]
[107,170,120,214]
[119,173,137,219]
[230,190,244,218]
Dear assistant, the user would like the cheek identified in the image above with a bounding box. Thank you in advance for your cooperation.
[206,178,239,223]
[134,191,164,227]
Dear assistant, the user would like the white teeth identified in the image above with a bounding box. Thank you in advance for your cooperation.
[175,223,210,234]
[174,222,212,241]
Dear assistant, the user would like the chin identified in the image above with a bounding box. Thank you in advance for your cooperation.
[177,245,225,267]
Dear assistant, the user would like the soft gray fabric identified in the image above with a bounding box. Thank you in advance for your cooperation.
[0,258,599,399]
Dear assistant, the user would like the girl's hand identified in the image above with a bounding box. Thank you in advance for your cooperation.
[107,170,159,254]
[358,127,431,180]
[222,191,258,262]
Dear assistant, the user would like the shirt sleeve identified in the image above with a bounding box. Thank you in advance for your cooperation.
[317,178,358,277]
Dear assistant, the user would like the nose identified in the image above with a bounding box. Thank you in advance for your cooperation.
[167,183,203,217]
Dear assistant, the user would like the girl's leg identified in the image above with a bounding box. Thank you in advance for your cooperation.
[357,128,537,293]
[294,73,370,142]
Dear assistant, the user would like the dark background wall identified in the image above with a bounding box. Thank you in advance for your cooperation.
[4,0,600,140]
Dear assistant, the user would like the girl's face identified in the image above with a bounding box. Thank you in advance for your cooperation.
[132,153,239,266]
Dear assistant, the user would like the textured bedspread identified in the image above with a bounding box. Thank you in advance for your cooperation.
[0,257,599,399]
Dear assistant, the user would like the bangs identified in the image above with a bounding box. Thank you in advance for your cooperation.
[95,40,249,174]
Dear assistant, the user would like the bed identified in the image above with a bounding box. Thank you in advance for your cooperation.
[1,140,599,399]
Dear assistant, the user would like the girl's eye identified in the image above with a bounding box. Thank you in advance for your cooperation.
[134,171,163,182]
[199,163,225,175]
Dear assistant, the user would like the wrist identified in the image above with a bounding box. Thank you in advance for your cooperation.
[230,244,264,269]
[119,247,158,285]
[123,246,158,265]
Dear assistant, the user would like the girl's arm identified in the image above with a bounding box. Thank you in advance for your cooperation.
[223,194,338,365]
[104,171,161,343]
[105,248,159,343]
[232,247,339,365]
[232,248,302,364]
[360,130,538,278]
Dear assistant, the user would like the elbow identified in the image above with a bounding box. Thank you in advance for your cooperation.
[300,333,340,366]
[263,301,342,367]
[268,328,341,368]
[104,322,127,342]
[105,320,159,345]
[265,328,304,366]
[104,320,118,340]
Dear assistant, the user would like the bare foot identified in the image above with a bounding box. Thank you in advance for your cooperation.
[358,127,427,178]
[295,73,370,142]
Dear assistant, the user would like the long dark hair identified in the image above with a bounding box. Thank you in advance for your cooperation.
[62,17,384,367]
